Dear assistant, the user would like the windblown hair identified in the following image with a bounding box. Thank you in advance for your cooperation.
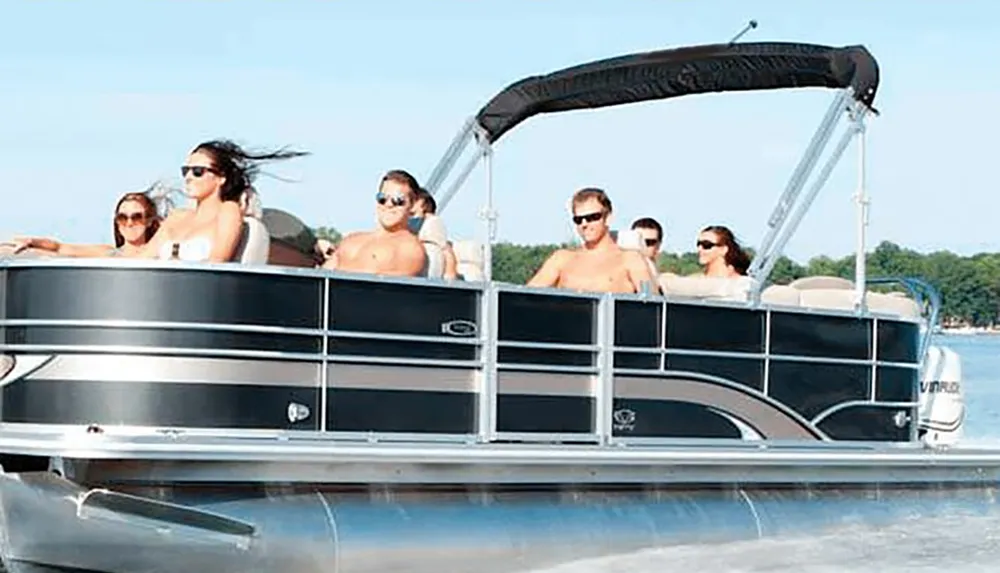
[191,139,310,202]
[701,225,751,276]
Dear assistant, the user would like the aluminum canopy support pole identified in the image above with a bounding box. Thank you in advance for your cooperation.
[747,89,852,280]
[852,108,870,311]
[477,286,499,442]
[594,294,615,445]
[749,101,866,295]
[435,126,492,215]
[481,143,497,283]
[424,117,477,195]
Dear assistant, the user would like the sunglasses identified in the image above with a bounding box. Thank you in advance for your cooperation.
[572,211,605,225]
[115,212,146,225]
[180,165,218,178]
[376,191,409,207]
[643,238,659,247]
[696,240,719,250]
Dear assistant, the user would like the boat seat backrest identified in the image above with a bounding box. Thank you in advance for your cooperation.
[418,214,449,249]
[452,239,485,281]
[615,229,643,251]
[615,229,659,287]
[658,273,751,301]
[866,291,922,318]
[761,284,801,307]
[798,288,857,311]
[795,287,922,319]
[422,242,445,279]
[234,217,271,265]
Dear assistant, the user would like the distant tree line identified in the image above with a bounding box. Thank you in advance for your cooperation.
[313,225,1000,327]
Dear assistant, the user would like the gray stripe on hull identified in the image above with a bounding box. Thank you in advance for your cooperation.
[614,376,824,440]
[497,371,595,397]
[27,354,321,387]
[328,363,478,393]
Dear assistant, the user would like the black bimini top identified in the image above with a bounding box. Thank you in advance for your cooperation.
[475,42,880,145]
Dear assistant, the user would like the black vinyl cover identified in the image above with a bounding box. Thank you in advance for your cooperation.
[475,42,879,144]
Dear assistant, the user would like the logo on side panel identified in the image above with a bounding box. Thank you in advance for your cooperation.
[287,402,311,424]
[441,319,478,337]
[612,408,637,432]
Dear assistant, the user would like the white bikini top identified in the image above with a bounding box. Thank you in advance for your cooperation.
[158,237,212,262]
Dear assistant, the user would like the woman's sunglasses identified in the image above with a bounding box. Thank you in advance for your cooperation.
[115,212,146,225]
[375,191,408,207]
[696,240,719,250]
[180,165,218,178]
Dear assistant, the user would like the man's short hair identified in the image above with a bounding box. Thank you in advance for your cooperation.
[414,188,437,214]
[571,187,613,214]
[380,169,420,197]
[631,217,663,243]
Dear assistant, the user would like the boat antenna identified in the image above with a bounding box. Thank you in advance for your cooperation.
[727,19,758,46]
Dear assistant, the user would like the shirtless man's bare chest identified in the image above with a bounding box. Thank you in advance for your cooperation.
[557,250,635,293]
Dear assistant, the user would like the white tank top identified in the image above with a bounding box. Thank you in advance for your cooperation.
[158,237,213,262]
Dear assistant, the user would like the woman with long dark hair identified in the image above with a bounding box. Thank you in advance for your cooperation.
[136,139,308,262]
[696,225,752,278]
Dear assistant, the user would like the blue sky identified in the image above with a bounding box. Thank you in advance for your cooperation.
[1,1,997,262]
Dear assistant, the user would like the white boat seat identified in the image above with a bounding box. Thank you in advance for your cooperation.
[761,284,801,307]
[234,217,271,265]
[658,273,752,301]
[452,239,485,281]
[777,275,922,319]
[422,242,445,279]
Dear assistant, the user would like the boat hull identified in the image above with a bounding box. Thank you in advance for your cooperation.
[2,470,1000,573]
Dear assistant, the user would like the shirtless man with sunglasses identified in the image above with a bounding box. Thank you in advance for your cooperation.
[322,169,427,277]
[528,187,657,294]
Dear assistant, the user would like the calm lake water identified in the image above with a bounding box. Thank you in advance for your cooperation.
[549,334,1000,573]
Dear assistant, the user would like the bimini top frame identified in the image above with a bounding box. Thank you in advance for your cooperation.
[423,40,881,303]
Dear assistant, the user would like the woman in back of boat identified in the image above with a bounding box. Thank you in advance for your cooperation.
[697,225,751,278]
[10,190,161,258]
[133,139,308,263]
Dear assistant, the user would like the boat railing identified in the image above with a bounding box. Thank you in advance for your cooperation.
[866,276,942,367]
[0,258,924,448]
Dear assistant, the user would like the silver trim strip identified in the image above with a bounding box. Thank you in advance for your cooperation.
[328,363,478,393]
[0,318,323,337]
[27,354,321,387]
[496,371,595,397]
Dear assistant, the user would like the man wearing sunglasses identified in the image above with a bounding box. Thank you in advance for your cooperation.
[322,169,427,277]
[527,188,657,294]
[630,217,663,266]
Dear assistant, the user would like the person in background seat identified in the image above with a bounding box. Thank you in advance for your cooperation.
[323,169,427,277]
[411,188,459,279]
[630,217,663,268]
[528,187,656,294]
[136,139,307,263]
[11,190,161,258]
[697,225,751,277]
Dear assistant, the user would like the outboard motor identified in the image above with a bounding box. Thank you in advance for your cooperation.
[918,345,964,446]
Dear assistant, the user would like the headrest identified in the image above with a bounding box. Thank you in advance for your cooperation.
[236,218,270,264]
[788,275,854,290]
[615,229,644,251]
[261,208,318,254]
[417,214,449,248]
